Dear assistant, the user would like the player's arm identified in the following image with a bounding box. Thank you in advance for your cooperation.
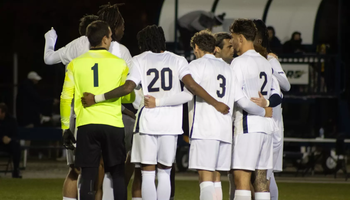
[44,27,61,65]
[144,87,193,108]
[269,57,291,92]
[251,76,282,108]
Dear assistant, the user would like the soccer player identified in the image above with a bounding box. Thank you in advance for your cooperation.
[252,19,291,200]
[44,3,135,200]
[214,32,234,64]
[230,19,275,200]
[81,25,229,200]
[60,20,134,200]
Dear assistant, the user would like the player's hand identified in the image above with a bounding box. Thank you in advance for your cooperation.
[2,136,11,145]
[81,92,96,108]
[251,92,268,107]
[62,129,76,150]
[44,27,57,41]
[144,95,156,108]
[264,107,273,118]
[268,53,278,59]
[214,101,230,115]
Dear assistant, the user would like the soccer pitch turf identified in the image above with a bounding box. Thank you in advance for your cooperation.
[0,179,350,200]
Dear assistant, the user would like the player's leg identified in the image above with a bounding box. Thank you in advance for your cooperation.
[132,165,142,200]
[63,164,79,200]
[130,133,142,200]
[189,139,220,200]
[170,163,176,200]
[253,133,273,200]
[232,133,264,200]
[139,133,157,200]
[125,151,135,185]
[215,141,232,200]
[123,114,136,186]
[228,170,235,200]
[157,135,177,200]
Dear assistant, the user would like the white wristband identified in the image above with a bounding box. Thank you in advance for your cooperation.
[94,94,105,103]
[265,99,270,107]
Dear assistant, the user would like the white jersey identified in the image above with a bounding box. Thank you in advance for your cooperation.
[232,50,275,135]
[56,36,133,68]
[127,51,191,135]
[188,54,234,143]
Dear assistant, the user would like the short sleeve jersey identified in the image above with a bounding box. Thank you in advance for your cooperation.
[127,51,191,135]
[187,54,234,143]
[232,50,275,135]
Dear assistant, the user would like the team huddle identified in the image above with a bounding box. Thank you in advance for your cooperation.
[44,3,290,200]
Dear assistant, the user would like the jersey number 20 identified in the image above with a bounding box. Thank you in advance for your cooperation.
[147,68,173,92]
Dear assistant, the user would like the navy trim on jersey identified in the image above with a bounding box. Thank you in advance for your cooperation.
[135,106,145,133]
[243,110,248,133]
[189,96,197,138]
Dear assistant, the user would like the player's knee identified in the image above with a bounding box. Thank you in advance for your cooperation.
[68,165,80,179]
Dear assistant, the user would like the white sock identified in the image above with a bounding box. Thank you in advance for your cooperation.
[200,181,215,200]
[234,190,251,200]
[214,182,222,200]
[142,170,157,200]
[228,174,235,200]
[157,168,171,200]
[269,173,278,200]
[102,172,114,200]
[255,192,270,200]
[77,174,81,200]
[132,198,142,200]
[63,197,77,200]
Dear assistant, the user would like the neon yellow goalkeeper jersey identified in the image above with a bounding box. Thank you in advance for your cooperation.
[60,48,135,130]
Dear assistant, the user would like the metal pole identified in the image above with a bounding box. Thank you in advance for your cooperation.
[211,0,220,13]
[174,0,179,52]
[13,53,18,117]
[262,0,273,22]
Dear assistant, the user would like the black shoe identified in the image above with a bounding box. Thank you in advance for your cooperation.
[12,170,22,178]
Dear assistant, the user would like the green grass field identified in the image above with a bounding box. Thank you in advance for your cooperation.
[0,179,349,200]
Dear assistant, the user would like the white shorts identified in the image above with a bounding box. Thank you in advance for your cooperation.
[131,133,178,167]
[189,139,231,171]
[232,133,272,171]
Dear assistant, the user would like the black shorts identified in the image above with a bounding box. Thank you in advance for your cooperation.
[75,124,126,168]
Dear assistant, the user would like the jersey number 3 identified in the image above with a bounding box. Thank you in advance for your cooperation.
[217,74,226,98]
[147,68,173,92]
[91,63,99,87]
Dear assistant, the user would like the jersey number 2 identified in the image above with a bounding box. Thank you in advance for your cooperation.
[259,72,267,95]
[217,74,226,98]
[91,63,99,87]
[147,68,173,92]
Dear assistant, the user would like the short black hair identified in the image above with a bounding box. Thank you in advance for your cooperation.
[214,32,232,49]
[137,25,166,53]
[86,20,110,47]
[0,103,8,114]
[230,19,257,42]
[97,2,124,41]
[190,30,216,53]
[253,19,270,52]
[79,14,99,36]
[267,26,275,36]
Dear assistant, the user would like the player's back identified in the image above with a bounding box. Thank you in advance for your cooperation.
[133,51,189,135]
[71,49,128,128]
[189,54,234,143]
[232,50,274,135]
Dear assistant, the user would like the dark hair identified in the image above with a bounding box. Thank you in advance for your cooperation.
[0,103,8,114]
[79,14,99,36]
[267,26,275,36]
[190,30,216,53]
[291,31,301,40]
[253,19,271,53]
[229,19,257,42]
[97,3,124,41]
[214,32,232,49]
[86,20,110,47]
[137,25,166,53]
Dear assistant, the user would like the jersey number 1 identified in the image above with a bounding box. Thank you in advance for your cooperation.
[92,63,98,87]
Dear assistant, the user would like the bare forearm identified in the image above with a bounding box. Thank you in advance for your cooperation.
[104,80,136,100]
[182,75,218,106]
